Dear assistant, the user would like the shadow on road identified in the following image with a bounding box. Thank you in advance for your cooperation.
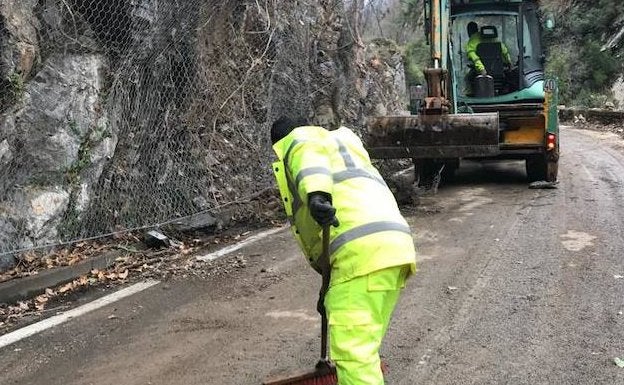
[445,159,528,187]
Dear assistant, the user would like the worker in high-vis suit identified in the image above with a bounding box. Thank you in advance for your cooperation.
[466,21,512,75]
[270,117,417,385]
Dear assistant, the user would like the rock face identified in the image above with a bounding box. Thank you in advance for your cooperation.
[0,53,110,260]
[0,1,39,111]
[0,0,407,269]
[612,77,624,108]
[1,20,111,263]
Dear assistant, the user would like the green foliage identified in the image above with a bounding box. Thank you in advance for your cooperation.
[372,0,424,44]
[361,0,428,87]
[582,42,619,89]
[0,72,25,110]
[543,0,624,106]
[64,121,112,185]
[401,0,420,15]
[68,120,81,137]
[92,124,113,141]
[399,0,422,31]
[65,146,91,186]
[546,40,619,107]
[566,0,624,36]
[545,45,572,102]
[65,125,93,186]
[403,39,429,85]
[572,90,616,109]
[8,72,24,96]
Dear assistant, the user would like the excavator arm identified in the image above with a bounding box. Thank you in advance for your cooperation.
[365,0,501,161]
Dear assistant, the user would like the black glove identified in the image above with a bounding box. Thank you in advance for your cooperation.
[308,192,339,227]
[317,293,326,316]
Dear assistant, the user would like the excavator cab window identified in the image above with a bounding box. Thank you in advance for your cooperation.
[451,13,520,97]
[451,5,545,101]
[521,9,544,83]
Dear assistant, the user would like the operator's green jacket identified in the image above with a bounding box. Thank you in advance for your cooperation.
[272,125,416,286]
[467,33,512,72]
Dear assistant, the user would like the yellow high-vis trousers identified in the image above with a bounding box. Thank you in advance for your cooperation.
[324,265,409,385]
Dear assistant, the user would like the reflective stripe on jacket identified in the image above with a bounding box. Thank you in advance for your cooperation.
[272,125,416,285]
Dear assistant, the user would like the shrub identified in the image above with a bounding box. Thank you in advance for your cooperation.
[403,39,429,86]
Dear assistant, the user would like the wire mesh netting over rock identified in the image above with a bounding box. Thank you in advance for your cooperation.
[0,0,407,264]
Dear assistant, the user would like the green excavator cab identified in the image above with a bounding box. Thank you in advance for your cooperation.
[366,0,559,184]
[450,0,546,106]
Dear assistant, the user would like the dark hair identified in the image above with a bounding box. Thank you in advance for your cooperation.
[467,21,479,36]
[270,116,308,144]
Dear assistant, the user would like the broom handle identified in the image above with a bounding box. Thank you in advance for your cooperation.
[319,225,331,360]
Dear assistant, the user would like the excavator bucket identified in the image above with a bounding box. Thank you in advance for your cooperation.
[365,112,500,159]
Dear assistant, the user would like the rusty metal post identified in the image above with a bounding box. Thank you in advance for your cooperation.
[423,68,449,116]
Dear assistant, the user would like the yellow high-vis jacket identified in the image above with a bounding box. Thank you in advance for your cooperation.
[272,125,416,286]
[466,33,512,72]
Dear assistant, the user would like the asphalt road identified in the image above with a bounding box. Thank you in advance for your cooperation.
[1,127,624,385]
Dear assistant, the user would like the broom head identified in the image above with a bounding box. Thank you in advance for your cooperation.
[262,359,336,385]
[262,359,388,385]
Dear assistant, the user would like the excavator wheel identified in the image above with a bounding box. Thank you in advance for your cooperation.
[413,159,436,189]
[414,159,458,189]
[441,158,460,183]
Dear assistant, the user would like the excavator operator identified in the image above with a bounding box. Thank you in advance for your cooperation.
[466,21,512,76]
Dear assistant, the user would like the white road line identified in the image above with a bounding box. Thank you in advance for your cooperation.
[1,226,287,348]
[196,226,286,262]
[0,280,160,350]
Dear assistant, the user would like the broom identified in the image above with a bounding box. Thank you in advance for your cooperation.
[262,225,337,385]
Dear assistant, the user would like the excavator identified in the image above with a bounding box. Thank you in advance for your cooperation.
[365,0,559,185]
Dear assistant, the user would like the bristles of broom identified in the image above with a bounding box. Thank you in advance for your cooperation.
[263,361,388,385]
[262,361,337,385]
[263,373,337,385]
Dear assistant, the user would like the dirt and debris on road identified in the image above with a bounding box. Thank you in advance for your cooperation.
[0,219,284,333]
[0,241,122,284]
[1,127,624,385]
